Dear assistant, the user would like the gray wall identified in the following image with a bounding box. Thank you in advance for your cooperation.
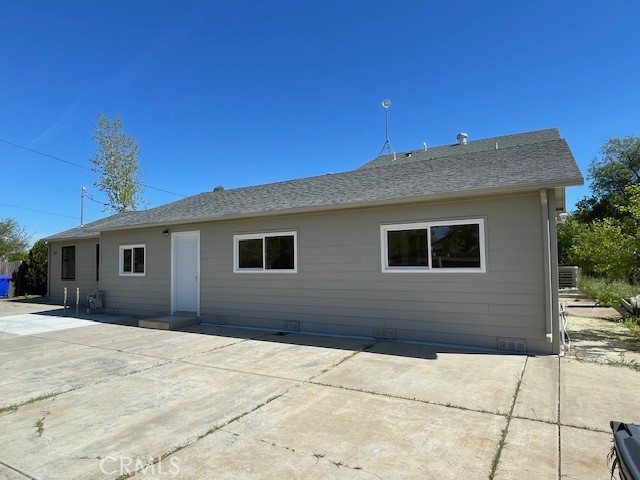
[48,238,100,305]
[98,191,554,353]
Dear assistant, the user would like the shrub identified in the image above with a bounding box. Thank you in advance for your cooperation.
[579,276,638,309]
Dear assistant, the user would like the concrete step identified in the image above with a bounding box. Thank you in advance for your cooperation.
[139,315,200,330]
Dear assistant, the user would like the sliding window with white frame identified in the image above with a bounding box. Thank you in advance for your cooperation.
[381,218,485,273]
[233,231,297,273]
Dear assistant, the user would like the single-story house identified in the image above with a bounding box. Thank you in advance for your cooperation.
[43,128,583,354]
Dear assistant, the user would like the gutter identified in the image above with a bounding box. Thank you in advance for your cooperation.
[540,189,554,344]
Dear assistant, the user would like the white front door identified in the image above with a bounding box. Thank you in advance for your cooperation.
[172,231,199,315]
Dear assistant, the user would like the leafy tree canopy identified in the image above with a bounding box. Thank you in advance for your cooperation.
[575,136,640,222]
[0,218,29,260]
[91,113,144,213]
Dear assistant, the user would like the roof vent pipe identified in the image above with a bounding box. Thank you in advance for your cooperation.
[457,132,468,145]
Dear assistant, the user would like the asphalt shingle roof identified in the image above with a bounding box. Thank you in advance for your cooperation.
[42,212,139,241]
[87,130,582,233]
[358,128,562,170]
[44,128,583,238]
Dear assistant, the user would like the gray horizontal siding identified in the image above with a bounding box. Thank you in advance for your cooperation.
[48,239,99,304]
[97,191,551,352]
[98,229,171,315]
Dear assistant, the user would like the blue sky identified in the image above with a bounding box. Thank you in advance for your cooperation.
[1,1,639,242]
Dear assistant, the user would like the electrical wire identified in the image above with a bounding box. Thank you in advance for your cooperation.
[84,192,114,208]
[0,202,81,220]
[0,138,188,198]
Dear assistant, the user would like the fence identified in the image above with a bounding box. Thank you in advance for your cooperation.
[559,266,581,289]
[0,261,24,297]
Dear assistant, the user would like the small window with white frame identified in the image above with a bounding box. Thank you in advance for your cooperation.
[234,231,297,273]
[381,219,485,273]
[119,244,146,276]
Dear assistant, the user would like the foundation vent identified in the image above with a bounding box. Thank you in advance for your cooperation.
[374,328,397,340]
[497,337,527,352]
[283,321,300,332]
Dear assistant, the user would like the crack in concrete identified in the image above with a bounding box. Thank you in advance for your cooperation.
[0,460,39,480]
[118,383,303,479]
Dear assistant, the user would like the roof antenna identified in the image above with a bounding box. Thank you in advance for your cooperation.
[378,99,396,159]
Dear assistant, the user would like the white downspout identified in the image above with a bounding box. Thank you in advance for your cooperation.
[540,189,553,343]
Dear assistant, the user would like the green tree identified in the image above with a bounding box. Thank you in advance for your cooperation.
[575,136,640,222]
[91,113,144,212]
[557,216,587,265]
[213,185,224,192]
[568,219,635,280]
[25,241,48,295]
[0,218,29,260]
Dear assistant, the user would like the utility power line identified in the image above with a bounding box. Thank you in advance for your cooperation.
[0,202,83,220]
[0,138,188,198]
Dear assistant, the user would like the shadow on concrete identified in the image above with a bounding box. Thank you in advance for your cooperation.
[2,299,532,361]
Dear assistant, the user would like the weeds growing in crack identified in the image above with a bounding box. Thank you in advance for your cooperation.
[0,390,70,415]
[488,358,526,479]
[34,417,45,436]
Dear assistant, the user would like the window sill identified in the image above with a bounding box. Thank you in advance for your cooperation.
[382,267,486,274]
[234,269,298,274]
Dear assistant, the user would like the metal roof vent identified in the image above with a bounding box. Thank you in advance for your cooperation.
[457,132,468,145]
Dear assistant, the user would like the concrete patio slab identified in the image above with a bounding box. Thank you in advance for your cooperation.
[0,463,30,479]
[513,355,558,423]
[0,299,64,317]
[37,323,259,361]
[0,313,96,335]
[316,341,526,414]
[561,425,612,480]
[494,417,558,480]
[223,382,506,479]
[136,429,376,480]
[36,322,172,348]
[560,358,640,431]
[0,335,62,362]
[566,315,640,364]
[0,338,166,409]
[186,333,371,381]
[0,362,297,480]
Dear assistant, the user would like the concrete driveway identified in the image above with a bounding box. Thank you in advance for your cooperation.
[0,302,638,479]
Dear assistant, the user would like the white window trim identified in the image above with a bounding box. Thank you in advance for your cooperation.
[233,231,298,273]
[119,244,146,276]
[381,218,486,273]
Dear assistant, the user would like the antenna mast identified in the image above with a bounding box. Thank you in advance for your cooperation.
[379,99,395,158]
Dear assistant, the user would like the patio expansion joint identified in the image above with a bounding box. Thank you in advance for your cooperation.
[557,354,562,480]
[488,355,528,480]
[307,379,507,418]
[113,383,303,480]
[173,336,258,361]
[0,459,39,480]
[0,360,172,415]
[308,340,379,381]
